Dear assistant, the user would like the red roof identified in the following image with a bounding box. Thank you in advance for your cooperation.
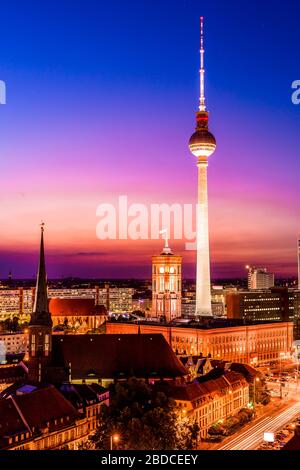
[0,398,28,442]
[49,298,107,317]
[50,334,187,380]
[168,371,247,403]
[13,385,80,430]
[0,365,26,383]
[0,385,80,449]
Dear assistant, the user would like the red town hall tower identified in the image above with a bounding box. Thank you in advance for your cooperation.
[151,233,182,322]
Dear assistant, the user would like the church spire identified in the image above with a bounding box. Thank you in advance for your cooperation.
[30,223,52,326]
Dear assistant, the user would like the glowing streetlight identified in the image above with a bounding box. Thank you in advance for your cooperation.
[253,377,260,415]
[110,433,119,450]
[279,352,285,399]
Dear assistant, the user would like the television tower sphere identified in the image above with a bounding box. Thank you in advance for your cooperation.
[189,128,216,158]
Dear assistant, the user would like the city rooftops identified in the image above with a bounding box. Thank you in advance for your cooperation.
[48,333,187,380]
[107,317,292,330]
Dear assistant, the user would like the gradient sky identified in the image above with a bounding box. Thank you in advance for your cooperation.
[0,0,299,279]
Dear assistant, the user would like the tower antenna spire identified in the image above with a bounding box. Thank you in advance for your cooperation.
[199,16,206,112]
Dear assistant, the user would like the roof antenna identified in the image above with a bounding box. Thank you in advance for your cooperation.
[199,16,206,112]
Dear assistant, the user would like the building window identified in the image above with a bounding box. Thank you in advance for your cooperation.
[45,334,50,356]
[31,334,36,356]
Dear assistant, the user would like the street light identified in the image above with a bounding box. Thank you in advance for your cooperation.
[253,377,260,415]
[296,351,299,391]
[110,434,119,451]
[279,352,285,399]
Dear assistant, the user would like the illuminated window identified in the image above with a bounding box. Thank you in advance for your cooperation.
[45,334,50,356]
[31,334,36,356]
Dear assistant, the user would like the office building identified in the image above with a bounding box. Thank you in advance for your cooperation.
[247,267,274,290]
[106,318,293,366]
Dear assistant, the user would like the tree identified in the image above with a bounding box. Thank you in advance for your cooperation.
[208,408,253,437]
[83,378,199,450]
[11,316,20,332]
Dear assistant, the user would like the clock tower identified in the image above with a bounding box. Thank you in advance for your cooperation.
[28,224,53,382]
[152,233,182,322]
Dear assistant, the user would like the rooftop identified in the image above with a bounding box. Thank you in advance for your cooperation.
[107,317,292,330]
[0,384,80,449]
[49,298,107,317]
[48,333,187,380]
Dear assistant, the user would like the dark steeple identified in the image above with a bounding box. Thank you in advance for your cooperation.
[30,223,52,327]
[28,224,53,382]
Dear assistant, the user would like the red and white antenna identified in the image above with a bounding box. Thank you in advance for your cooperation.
[199,16,206,112]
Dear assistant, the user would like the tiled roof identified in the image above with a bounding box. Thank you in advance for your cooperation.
[167,382,206,402]
[13,385,80,431]
[57,382,108,409]
[198,368,247,388]
[50,334,187,380]
[228,363,261,381]
[0,398,28,443]
[166,370,246,405]
[0,364,26,383]
[49,298,107,317]
[0,385,80,449]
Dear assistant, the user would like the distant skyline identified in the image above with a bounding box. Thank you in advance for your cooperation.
[1,0,300,279]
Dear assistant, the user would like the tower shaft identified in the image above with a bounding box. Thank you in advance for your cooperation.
[188,17,216,317]
[196,158,212,315]
[298,236,300,290]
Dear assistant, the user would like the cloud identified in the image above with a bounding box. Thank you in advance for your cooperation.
[65,252,109,257]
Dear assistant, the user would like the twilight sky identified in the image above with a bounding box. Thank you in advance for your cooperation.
[0,0,299,279]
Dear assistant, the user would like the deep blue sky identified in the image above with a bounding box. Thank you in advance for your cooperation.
[0,0,299,279]
[1,0,299,105]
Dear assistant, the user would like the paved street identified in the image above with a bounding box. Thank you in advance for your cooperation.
[218,400,300,450]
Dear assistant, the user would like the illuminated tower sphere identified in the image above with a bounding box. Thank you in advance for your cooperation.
[189,17,216,316]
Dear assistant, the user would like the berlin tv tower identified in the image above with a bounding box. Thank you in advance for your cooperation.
[189,17,216,316]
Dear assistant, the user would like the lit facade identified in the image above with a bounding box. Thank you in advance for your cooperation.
[173,372,249,438]
[226,288,300,322]
[0,385,109,450]
[49,298,107,333]
[106,321,293,365]
[152,241,182,321]
[247,267,275,290]
[99,286,134,312]
[0,289,31,323]
[0,333,28,358]
[49,286,134,313]
[0,286,134,323]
